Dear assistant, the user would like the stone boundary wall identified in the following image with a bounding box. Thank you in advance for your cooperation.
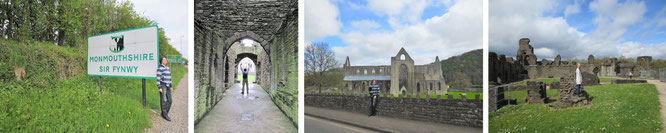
[305,93,482,127]
[448,88,482,92]
[611,79,647,84]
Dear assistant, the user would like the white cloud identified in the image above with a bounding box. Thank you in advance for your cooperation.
[489,0,664,60]
[124,0,189,59]
[367,0,430,28]
[334,0,482,65]
[305,0,343,42]
[350,20,381,31]
[564,0,581,17]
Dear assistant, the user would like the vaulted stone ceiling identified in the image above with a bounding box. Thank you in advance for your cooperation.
[194,0,297,41]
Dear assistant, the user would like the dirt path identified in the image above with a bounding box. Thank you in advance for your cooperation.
[194,82,297,132]
[647,79,666,132]
[145,72,189,133]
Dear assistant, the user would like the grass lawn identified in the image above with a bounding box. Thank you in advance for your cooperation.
[505,89,560,104]
[518,78,560,85]
[490,83,662,132]
[236,75,256,83]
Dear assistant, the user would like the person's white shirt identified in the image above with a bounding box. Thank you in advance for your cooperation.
[576,68,582,85]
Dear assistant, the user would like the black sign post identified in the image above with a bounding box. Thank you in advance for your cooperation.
[97,77,102,91]
[142,78,146,108]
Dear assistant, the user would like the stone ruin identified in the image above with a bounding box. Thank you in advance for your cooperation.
[582,72,600,85]
[491,38,649,80]
[489,52,526,85]
[517,38,537,66]
[556,74,591,107]
[525,81,548,104]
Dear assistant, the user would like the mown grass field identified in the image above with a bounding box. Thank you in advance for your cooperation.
[490,83,662,132]
[236,74,256,83]
[0,39,186,132]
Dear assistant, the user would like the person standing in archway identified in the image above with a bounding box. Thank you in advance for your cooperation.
[242,66,249,94]
[156,57,173,121]
[368,80,381,117]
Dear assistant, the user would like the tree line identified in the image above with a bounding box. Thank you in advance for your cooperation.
[0,0,182,58]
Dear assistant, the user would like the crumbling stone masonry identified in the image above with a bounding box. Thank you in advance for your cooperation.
[194,0,298,126]
[557,75,590,107]
[489,52,526,85]
[525,81,548,104]
[611,79,647,84]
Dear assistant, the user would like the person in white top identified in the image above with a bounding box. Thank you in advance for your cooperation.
[574,63,583,96]
[629,71,633,79]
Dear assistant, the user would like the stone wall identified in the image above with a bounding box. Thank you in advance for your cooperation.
[525,81,548,104]
[305,94,482,128]
[265,9,299,125]
[489,52,526,85]
[611,79,647,84]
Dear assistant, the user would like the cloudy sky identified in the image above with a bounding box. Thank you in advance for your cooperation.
[124,0,189,59]
[490,0,666,60]
[305,0,482,66]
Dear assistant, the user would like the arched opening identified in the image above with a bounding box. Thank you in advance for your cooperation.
[430,83,433,90]
[236,57,256,83]
[214,31,271,95]
[417,82,420,93]
[399,64,408,91]
[438,82,441,90]
[400,54,405,60]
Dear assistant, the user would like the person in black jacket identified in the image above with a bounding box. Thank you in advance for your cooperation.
[242,67,249,94]
[368,80,381,117]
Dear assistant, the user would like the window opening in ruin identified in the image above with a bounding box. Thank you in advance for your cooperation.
[417,83,420,93]
[438,82,441,90]
[372,69,375,74]
[430,83,433,90]
[400,54,405,60]
[364,69,367,75]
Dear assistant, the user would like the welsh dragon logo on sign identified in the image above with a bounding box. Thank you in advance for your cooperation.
[110,35,125,53]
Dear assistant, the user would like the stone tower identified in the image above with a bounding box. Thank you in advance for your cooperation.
[516,38,537,65]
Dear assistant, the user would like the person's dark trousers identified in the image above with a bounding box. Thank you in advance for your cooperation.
[160,87,173,119]
[242,79,249,93]
[369,96,378,116]
[573,84,581,97]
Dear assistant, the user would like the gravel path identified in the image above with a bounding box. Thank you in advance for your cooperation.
[647,79,666,132]
[145,72,189,133]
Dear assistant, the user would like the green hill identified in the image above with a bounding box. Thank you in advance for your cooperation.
[440,49,482,89]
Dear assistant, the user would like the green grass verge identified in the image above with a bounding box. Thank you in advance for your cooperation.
[490,83,662,132]
[236,75,256,83]
[0,39,187,132]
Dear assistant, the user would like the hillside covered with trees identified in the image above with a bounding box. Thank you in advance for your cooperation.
[440,49,482,89]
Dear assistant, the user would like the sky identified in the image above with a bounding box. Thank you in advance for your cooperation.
[305,0,482,66]
[490,0,666,60]
[124,0,189,59]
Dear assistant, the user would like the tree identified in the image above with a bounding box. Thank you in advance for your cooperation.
[305,42,339,93]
